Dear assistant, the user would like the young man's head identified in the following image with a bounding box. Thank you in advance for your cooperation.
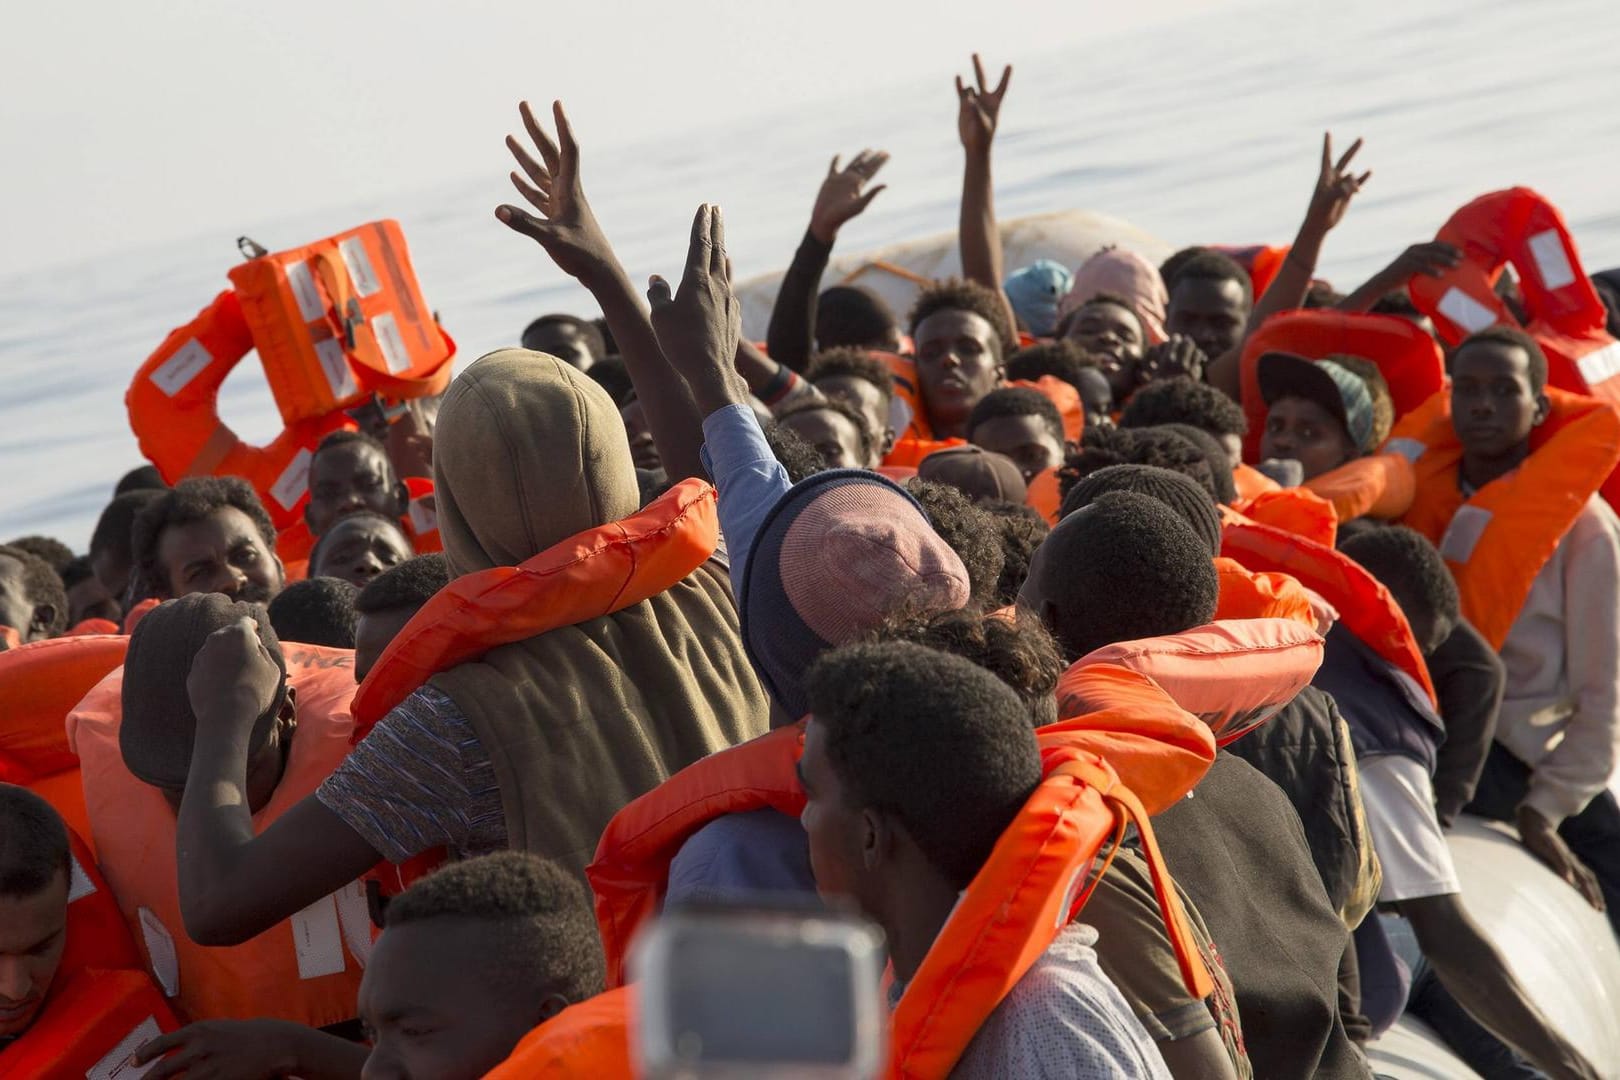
[0,784,70,1039]
[132,478,284,604]
[520,314,606,372]
[267,576,360,649]
[305,431,409,538]
[115,464,169,496]
[1057,426,1218,505]
[309,512,413,589]
[5,537,73,578]
[90,489,163,602]
[966,387,1067,482]
[1449,327,1550,466]
[806,347,897,458]
[353,554,451,683]
[1164,251,1253,359]
[584,357,633,408]
[874,606,1063,727]
[121,593,291,811]
[1155,423,1239,505]
[907,280,1016,438]
[798,642,1041,922]
[1061,292,1147,401]
[62,555,120,626]
[816,286,902,353]
[1005,341,1114,428]
[1020,491,1219,661]
[1339,526,1460,655]
[0,546,67,644]
[980,500,1051,608]
[1119,376,1249,472]
[1257,352,1392,481]
[775,398,881,470]
[360,852,606,1080]
[1060,464,1223,557]
[904,479,1006,607]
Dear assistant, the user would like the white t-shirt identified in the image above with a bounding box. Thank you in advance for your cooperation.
[1358,754,1461,902]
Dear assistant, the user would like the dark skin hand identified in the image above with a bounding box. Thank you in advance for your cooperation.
[1518,806,1605,911]
[1135,334,1207,388]
[646,204,750,419]
[134,1019,368,1080]
[809,151,889,246]
[496,100,709,481]
[955,53,1020,337]
[175,618,383,945]
[1338,241,1463,313]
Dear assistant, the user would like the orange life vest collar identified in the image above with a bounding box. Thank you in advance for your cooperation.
[1390,386,1620,650]
[351,477,720,738]
[0,968,181,1078]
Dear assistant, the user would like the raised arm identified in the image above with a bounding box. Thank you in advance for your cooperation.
[1206,134,1370,398]
[1338,242,1462,313]
[764,151,890,371]
[497,100,708,481]
[955,54,1019,335]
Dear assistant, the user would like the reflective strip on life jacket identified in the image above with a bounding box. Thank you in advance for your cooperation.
[350,478,720,738]
[0,968,181,1080]
[1392,386,1620,650]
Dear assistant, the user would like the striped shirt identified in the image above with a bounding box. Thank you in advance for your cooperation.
[316,685,506,862]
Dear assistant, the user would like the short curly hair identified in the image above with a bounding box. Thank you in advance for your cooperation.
[132,477,277,597]
[1119,376,1248,438]
[267,576,359,649]
[908,278,1018,358]
[1339,525,1460,655]
[760,421,829,483]
[872,607,1062,727]
[816,285,899,352]
[1004,340,1097,391]
[775,397,878,466]
[91,490,162,566]
[803,641,1041,890]
[806,347,895,403]
[967,387,1066,445]
[1453,326,1549,394]
[0,546,69,637]
[385,851,606,1005]
[0,784,70,899]
[1156,424,1239,505]
[981,500,1051,607]
[1056,426,1216,503]
[6,536,74,577]
[1164,249,1253,306]
[904,479,1005,606]
[356,554,450,616]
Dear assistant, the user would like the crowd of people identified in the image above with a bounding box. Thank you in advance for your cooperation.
[5,52,1620,1079]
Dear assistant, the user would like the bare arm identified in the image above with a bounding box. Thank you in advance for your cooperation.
[955,55,1019,335]
[1337,242,1463,313]
[1156,1028,1240,1080]
[498,100,709,480]
[1401,894,1601,1080]
[1206,134,1370,398]
[137,1019,369,1080]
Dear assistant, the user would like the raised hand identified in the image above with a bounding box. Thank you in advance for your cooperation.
[1136,335,1208,387]
[647,205,744,412]
[1304,133,1371,234]
[956,54,1012,158]
[186,618,282,729]
[809,150,890,245]
[496,100,616,286]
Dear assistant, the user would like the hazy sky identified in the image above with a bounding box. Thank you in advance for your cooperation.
[0,0,1221,277]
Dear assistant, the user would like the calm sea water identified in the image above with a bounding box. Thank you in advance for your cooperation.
[4,0,1617,546]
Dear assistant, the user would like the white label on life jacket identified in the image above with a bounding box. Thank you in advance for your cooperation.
[315,337,359,401]
[1440,505,1494,564]
[285,260,326,323]
[335,879,374,969]
[290,894,347,980]
[371,312,411,374]
[149,339,213,397]
[1384,437,1427,463]
[68,853,95,903]
[1577,342,1620,388]
[1527,229,1577,291]
[85,1014,162,1080]
[338,236,382,297]
[1436,287,1500,334]
[269,447,314,511]
[408,495,437,537]
[137,907,180,998]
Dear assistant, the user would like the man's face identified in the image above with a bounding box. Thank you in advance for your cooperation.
[91,547,134,605]
[1073,368,1115,429]
[1166,277,1249,359]
[1450,342,1548,460]
[1260,396,1356,482]
[914,310,1003,436]
[779,408,874,470]
[306,443,404,537]
[797,720,878,915]
[155,507,284,603]
[814,375,894,458]
[355,607,417,683]
[0,869,68,1038]
[312,517,413,589]
[619,398,662,474]
[0,556,47,643]
[359,919,545,1080]
[522,322,596,371]
[1065,301,1143,399]
[67,576,120,626]
[970,415,1065,483]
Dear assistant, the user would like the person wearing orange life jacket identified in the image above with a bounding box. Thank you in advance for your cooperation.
[307,512,413,590]
[67,594,374,1028]
[352,555,449,683]
[967,386,1067,484]
[0,545,67,649]
[129,476,286,606]
[62,556,121,628]
[776,396,884,470]
[1393,326,1620,940]
[905,279,1016,441]
[805,347,901,462]
[0,785,185,1077]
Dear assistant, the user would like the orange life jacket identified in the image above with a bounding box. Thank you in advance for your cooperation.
[61,827,146,980]
[68,645,374,1026]
[1213,557,1322,630]
[1212,244,1290,300]
[1389,386,1620,650]
[1231,485,1339,546]
[66,618,121,637]
[1302,452,1417,523]
[883,435,967,470]
[1026,466,1062,525]
[0,968,181,1080]
[1008,376,1085,442]
[1220,505,1436,704]
[121,597,161,636]
[1238,309,1446,463]
[1408,188,1620,406]
[0,634,130,851]
[350,477,720,739]
[481,985,637,1078]
[883,351,933,441]
[127,222,454,530]
[1233,462,1280,502]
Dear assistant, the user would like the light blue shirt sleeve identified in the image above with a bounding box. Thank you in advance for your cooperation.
[700,403,793,604]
